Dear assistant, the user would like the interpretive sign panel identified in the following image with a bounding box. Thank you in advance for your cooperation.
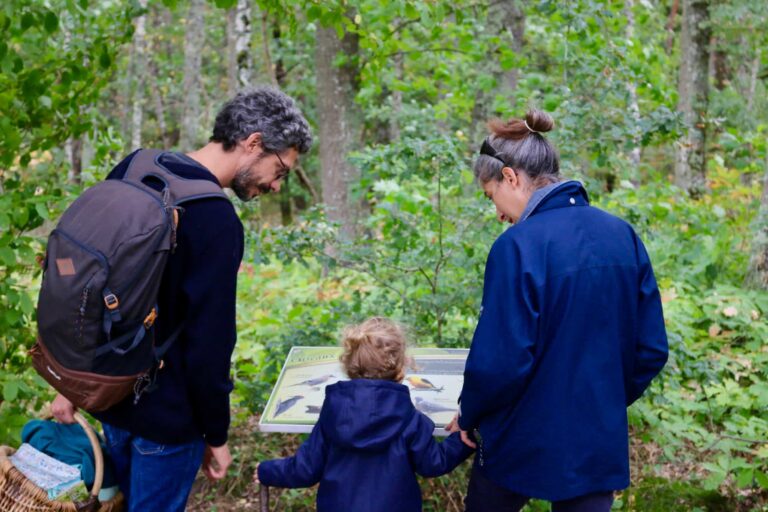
[259,346,469,436]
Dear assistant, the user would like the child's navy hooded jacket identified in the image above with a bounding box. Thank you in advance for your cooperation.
[458,181,668,501]
[258,379,473,512]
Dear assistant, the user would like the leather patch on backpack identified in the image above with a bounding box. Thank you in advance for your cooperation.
[56,258,75,276]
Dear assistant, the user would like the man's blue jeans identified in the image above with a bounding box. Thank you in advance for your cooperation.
[102,422,205,512]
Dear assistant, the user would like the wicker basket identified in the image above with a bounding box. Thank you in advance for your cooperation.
[0,413,124,512]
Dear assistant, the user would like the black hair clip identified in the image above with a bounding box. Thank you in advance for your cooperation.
[479,138,506,166]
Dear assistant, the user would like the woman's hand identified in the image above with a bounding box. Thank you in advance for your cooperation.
[253,463,260,485]
[445,413,477,449]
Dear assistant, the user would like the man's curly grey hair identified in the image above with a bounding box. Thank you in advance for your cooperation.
[210,87,313,154]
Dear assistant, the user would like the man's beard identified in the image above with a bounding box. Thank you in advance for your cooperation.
[231,154,272,201]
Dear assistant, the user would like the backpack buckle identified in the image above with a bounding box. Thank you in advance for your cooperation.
[104,294,120,310]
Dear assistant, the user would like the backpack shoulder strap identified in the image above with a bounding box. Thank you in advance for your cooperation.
[122,149,229,205]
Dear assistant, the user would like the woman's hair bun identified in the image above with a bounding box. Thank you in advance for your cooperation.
[525,109,554,133]
[488,108,555,140]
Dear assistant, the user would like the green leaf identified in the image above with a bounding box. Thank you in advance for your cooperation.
[756,471,768,490]
[736,468,754,488]
[3,381,18,402]
[43,11,58,33]
[98,49,111,69]
[0,247,15,266]
[35,203,49,220]
[404,3,419,19]
[19,293,34,316]
[20,12,35,31]
[306,5,322,21]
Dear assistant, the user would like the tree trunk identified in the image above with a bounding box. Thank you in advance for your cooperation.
[226,6,238,96]
[625,0,641,171]
[263,15,293,224]
[746,49,762,112]
[179,0,206,152]
[389,52,403,141]
[65,137,83,185]
[500,0,525,99]
[260,12,279,88]
[666,0,679,53]
[471,0,525,137]
[746,154,768,289]
[151,6,179,147]
[674,0,710,196]
[316,21,362,242]
[233,0,252,91]
[470,0,525,140]
[145,57,170,148]
[60,15,84,184]
[130,0,148,150]
[711,41,729,91]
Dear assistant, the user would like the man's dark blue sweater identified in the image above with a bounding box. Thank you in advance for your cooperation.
[93,150,244,448]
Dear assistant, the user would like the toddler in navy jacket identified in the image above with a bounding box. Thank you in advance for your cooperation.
[255,317,473,512]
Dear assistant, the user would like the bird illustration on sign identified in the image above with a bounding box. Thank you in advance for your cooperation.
[414,397,455,415]
[406,376,444,392]
[274,395,304,417]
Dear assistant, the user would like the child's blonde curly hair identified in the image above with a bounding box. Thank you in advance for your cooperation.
[340,317,408,382]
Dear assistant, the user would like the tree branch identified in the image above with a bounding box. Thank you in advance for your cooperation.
[292,164,319,203]
[260,11,279,88]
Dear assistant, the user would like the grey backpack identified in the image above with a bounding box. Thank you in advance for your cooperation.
[31,149,228,412]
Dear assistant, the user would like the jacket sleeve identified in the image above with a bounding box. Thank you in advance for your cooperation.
[458,237,537,431]
[626,235,668,405]
[258,424,328,488]
[407,413,473,477]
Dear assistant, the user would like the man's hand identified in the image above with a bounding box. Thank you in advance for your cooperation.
[445,412,477,449]
[51,393,76,424]
[253,463,260,485]
[202,443,232,481]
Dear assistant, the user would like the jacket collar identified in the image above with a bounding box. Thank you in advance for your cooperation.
[519,180,589,223]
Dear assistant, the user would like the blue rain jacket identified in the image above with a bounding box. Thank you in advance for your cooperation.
[458,181,668,501]
[259,379,473,512]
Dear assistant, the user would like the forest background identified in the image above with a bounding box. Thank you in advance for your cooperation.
[1,0,767,510]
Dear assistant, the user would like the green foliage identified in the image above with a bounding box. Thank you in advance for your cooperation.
[599,169,768,501]
[614,477,733,511]
[0,0,135,168]
[0,172,66,443]
[2,0,767,509]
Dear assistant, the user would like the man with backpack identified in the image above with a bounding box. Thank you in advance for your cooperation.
[44,87,312,511]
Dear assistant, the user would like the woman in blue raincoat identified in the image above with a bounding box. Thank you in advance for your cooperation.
[447,110,668,511]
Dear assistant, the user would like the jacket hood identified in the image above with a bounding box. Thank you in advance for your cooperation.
[526,180,590,220]
[320,379,416,452]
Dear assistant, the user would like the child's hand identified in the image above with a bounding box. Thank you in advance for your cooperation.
[253,463,260,485]
[446,413,477,449]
